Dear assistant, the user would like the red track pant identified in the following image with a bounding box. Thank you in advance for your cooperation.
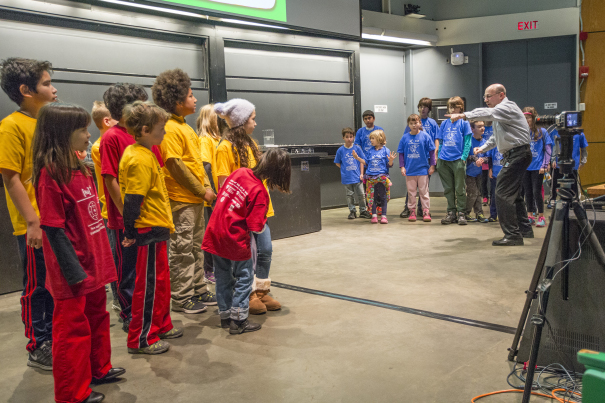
[127,240,173,349]
[52,286,112,403]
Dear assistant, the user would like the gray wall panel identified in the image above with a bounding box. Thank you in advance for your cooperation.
[227,92,355,146]
[226,78,350,94]
[482,41,529,109]
[224,48,350,83]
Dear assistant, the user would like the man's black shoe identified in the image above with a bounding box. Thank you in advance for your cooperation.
[348,211,356,219]
[400,207,410,218]
[229,318,262,335]
[521,230,535,239]
[492,237,524,246]
[83,391,105,403]
[91,368,126,384]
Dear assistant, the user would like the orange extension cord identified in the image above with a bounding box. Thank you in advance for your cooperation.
[471,388,582,403]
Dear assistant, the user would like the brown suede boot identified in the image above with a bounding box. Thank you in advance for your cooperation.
[255,277,281,311]
[249,291,267,315]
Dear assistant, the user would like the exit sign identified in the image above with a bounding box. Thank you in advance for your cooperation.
[518,21,539,31]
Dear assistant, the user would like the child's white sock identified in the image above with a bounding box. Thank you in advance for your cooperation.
[372,214,377,218]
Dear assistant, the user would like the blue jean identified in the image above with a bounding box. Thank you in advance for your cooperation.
[490,176,498,218]
[212,254,254,320]
[252,225,272,279]
[344,182,367,213]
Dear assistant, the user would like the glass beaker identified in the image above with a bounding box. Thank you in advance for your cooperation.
[263,129,275,146]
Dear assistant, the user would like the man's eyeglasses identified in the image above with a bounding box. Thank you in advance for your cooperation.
[483,92,502,100]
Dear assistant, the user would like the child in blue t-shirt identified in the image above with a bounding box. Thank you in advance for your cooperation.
[365,130,396,224]
[355,110,384,154]
[480,121,494,205]
[465,121,488,223]
[436,96,473,225]
[334,127,371,220]
[399,114,436,222]
[523,107,553,227]
[400,98,439,218]
[486,147,504,222]
[548,129,588,208]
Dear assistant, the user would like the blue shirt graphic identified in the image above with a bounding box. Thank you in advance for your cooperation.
[355,125,384,154]
[466,137,486,177]
[404,117,439,142]
[528,128,553,171]
[487,148,504,178]
[397,131,435,176]
[334,145,366,185]
[550,130,588,170]
[365,146,392,176]
[482,125,494,142]
[436,119,472,161]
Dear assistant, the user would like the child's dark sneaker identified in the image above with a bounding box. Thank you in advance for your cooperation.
[122,318,131,333]
[476,213,489,223]
[173,298,207,314]
[27,341,52,371]
[128,340,170,355]
[464,214,477,222]
[458,212,467,225]
[359,211,372,219]
[441,211,458,225]
[488,216,498,222]
[194,291,217,306]
[348,210,356,219]
[159,327,184,339]
[221,318,231,328]
[400,207,410,218]
[408,210,417,222]
[229,318,262,335]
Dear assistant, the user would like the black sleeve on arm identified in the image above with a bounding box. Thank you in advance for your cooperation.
[41,225,88,285]
[123,194,144,240]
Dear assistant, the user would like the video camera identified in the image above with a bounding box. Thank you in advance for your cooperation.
[536,111,582,130]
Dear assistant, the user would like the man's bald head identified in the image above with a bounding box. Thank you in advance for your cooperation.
[484,84,506,107]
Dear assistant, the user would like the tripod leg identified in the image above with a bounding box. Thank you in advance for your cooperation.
[572,202,605,268]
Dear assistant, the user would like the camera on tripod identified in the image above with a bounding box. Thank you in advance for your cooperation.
[536,111,582,130]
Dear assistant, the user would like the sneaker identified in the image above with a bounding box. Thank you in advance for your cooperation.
[441,211,458,225]
[159,327,184,339]
[408,210,417,222]
[482,197,488,206]
[536,217,546,227]
[371,216,378,224]
[476,213,489,223]
[458,212,467,225]
[221,318,231,329]
[359,211,372,219]
[488,216,498,222]
[377,206,382,216]
[464,214,477,222]
[122,318,131,333]
[112,299,121,312]
[348,210,356,220]
[399,207,410,218]
[547,200,554,209]
[380,215,388,224]
[128,340,170,355]
[194,291,217,306]
[203,272,216,285]
[229,318,262,335]
[423,210,431,222]
[27,341,52,371]
[172,298,208,314]
[528,215,536,225]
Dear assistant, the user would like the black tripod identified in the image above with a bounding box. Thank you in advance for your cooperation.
[505,129,605,402]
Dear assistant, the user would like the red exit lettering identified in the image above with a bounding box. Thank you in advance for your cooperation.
[518,21,539,31]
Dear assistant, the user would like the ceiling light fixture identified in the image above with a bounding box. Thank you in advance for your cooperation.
[362,33,432,46]
[221,18,287,29]
[99,0,209,18]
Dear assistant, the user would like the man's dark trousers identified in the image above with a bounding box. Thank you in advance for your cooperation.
[495,145,533,238]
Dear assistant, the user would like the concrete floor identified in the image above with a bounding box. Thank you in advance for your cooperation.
[0,197,548,403]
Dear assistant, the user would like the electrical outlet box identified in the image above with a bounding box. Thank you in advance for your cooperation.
[579,103,586,111]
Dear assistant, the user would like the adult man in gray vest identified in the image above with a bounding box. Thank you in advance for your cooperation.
[447,84,533,246]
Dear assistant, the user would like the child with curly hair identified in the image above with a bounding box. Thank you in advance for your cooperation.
[364,130,396,224]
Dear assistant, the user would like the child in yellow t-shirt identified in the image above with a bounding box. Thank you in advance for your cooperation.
[196,104,221,285]
[214,98,280,315]
[152,69,216,314]
[0,58,57,369]
[120,101,181,355]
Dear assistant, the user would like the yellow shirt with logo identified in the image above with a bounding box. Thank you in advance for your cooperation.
[119,144,174,232]
[159,115,208,204]
[0,112,38,235]
[216,139,274,218]
[90,137,108,220]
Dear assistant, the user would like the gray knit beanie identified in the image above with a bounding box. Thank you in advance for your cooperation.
[214,98,255,129]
